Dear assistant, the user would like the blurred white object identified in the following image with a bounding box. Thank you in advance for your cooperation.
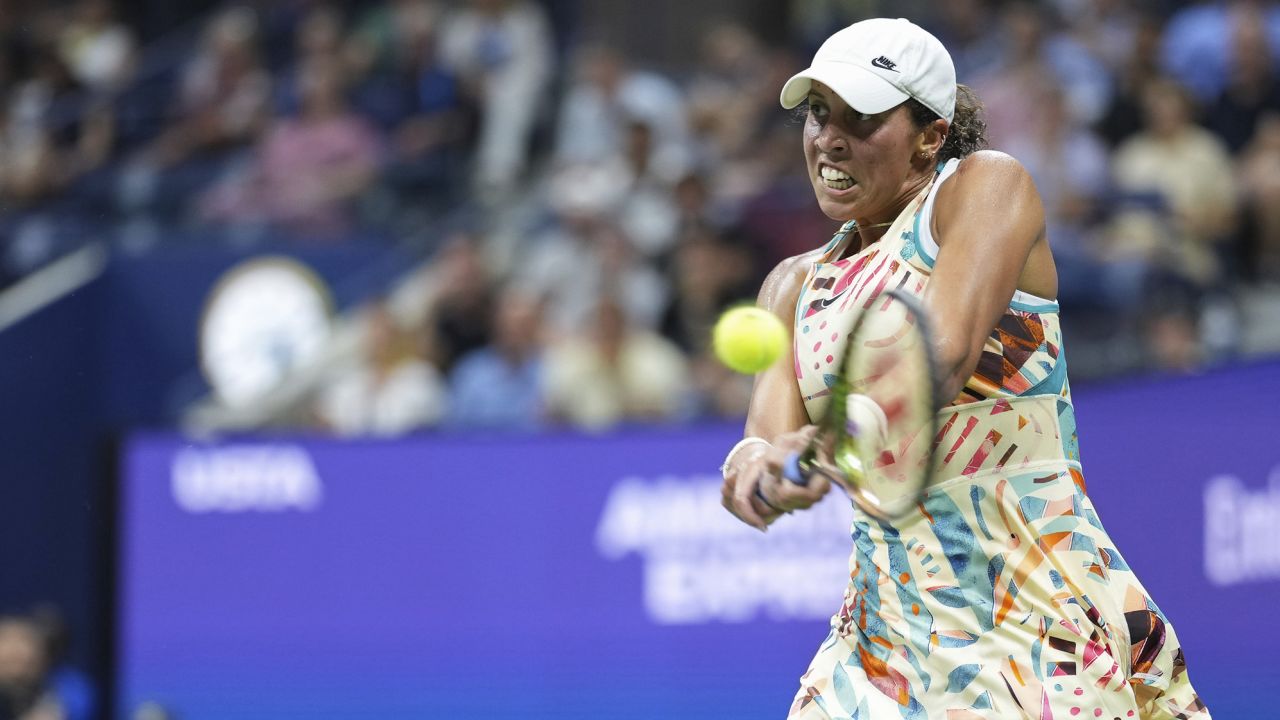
[438,0,554,193]
[317,361,446,436]
[845,393,889,446]
[200,257,333,408]
[316,301,447,436]
[542,298,689,429]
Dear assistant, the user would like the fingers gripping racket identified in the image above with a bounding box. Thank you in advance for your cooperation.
[783,289,942,521]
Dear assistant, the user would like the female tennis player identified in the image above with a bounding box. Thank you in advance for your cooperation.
[719,18,1210,720]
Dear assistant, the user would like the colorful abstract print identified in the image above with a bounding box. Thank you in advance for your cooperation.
[788,181,1209,719]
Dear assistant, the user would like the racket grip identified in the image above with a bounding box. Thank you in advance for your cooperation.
[782,451,809,486]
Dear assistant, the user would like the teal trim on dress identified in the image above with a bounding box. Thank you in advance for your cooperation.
[1009,297,1060,313]
[1025,347,1069,397]
[910,208,936,269]
[1056,396,1081,464]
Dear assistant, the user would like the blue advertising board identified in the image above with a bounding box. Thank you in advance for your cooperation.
[117,363,1280,719]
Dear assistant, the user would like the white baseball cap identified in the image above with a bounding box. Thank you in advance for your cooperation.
[780,18,956,124]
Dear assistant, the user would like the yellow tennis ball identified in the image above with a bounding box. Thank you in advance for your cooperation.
[712,306,789,374]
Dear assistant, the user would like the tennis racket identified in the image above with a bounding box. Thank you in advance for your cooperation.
[782,288,942,521]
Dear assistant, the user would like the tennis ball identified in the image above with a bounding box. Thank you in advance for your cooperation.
[712,307,789,374]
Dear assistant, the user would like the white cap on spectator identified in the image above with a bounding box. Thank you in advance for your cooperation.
[780,18,956,124]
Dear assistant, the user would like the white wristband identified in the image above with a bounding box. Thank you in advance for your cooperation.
[720,436,770,478]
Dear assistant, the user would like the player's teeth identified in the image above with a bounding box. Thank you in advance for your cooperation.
[820,166,853,189]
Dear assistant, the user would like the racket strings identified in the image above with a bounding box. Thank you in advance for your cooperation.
[841,292,939,516]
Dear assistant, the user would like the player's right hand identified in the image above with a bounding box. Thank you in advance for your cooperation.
[721,427,832,531]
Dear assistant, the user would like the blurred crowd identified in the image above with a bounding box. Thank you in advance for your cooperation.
[3,0,1280,436]
[0,609,93,720]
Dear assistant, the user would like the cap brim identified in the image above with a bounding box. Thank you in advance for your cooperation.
[779,60,911,114]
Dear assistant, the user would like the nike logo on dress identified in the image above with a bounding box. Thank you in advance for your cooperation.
[811,290,849,312]
[871,56,898,72]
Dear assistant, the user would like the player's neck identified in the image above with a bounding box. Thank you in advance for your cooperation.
[852,172,933,251]
[852,221,894,251]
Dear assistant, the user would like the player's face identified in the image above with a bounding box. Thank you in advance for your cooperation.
[802,83,927,223]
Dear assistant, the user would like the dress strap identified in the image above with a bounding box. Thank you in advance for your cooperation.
[815,220,859,263]
[907,157,1061,310]
[906,158,961,268]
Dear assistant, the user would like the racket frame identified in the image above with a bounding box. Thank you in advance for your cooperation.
[785,288,943,522]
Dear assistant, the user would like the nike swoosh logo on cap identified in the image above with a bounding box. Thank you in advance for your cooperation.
[871,56,898,72]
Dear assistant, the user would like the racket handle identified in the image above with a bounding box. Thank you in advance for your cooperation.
[782,451,809,486]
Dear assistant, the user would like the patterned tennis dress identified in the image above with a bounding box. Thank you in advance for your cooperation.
[787,159,1210,720]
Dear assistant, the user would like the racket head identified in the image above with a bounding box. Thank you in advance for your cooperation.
[808,288,942,521]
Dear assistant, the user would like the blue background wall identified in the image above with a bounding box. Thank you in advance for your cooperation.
[0,242,411,678]
[116,362,1280,719]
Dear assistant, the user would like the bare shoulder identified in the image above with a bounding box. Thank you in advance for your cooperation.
[758,248,822,315]
[951,150,1035,189]
[937,150,1044,228]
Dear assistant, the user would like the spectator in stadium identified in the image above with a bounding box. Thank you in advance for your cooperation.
[1237,113,1280,283]
[972,2,1111,147]
[554,43,690,180]
[437,0,553,199]
[153,6,271,169]
[27,607,93,720]
[0,36,115,284]
[922,0,1003,80]
[1109,77,1240,367]
[447,285,546,430]
[346,0,441,80]
[687,41,803,215]
[660,222,756,418]
[518,169,668,335]
[274,4,346,115]
[363,3,470,215]
[316,300,446,436]
[1206,4,1280,153]
[130,6,271,220]
[671,171,732,238]
[57,0,135,93]
[686,21,768,140]
[1096,13,1165,148]
[1158,0,1280,103]
[201,52,382,238]
[732,119,833,268]
[1111,77,1238,288]
[1,44,113,209]
[660,222,756,355]
[614,118,682,260]
[416,232,495,373]
[0,62,65,210]
[0,615,62,720]
[1056,0,1145,80]
[543,294,689,430]
[1001,81,1130,310]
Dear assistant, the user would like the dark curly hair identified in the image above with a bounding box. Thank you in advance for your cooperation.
[906,84,988,161]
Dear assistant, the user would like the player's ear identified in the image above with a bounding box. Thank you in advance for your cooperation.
[914,118,948,161]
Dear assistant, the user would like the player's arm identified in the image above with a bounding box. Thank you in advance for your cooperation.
[925,150,1051,403]
[722,251,829,530]
[743,254,812,441]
